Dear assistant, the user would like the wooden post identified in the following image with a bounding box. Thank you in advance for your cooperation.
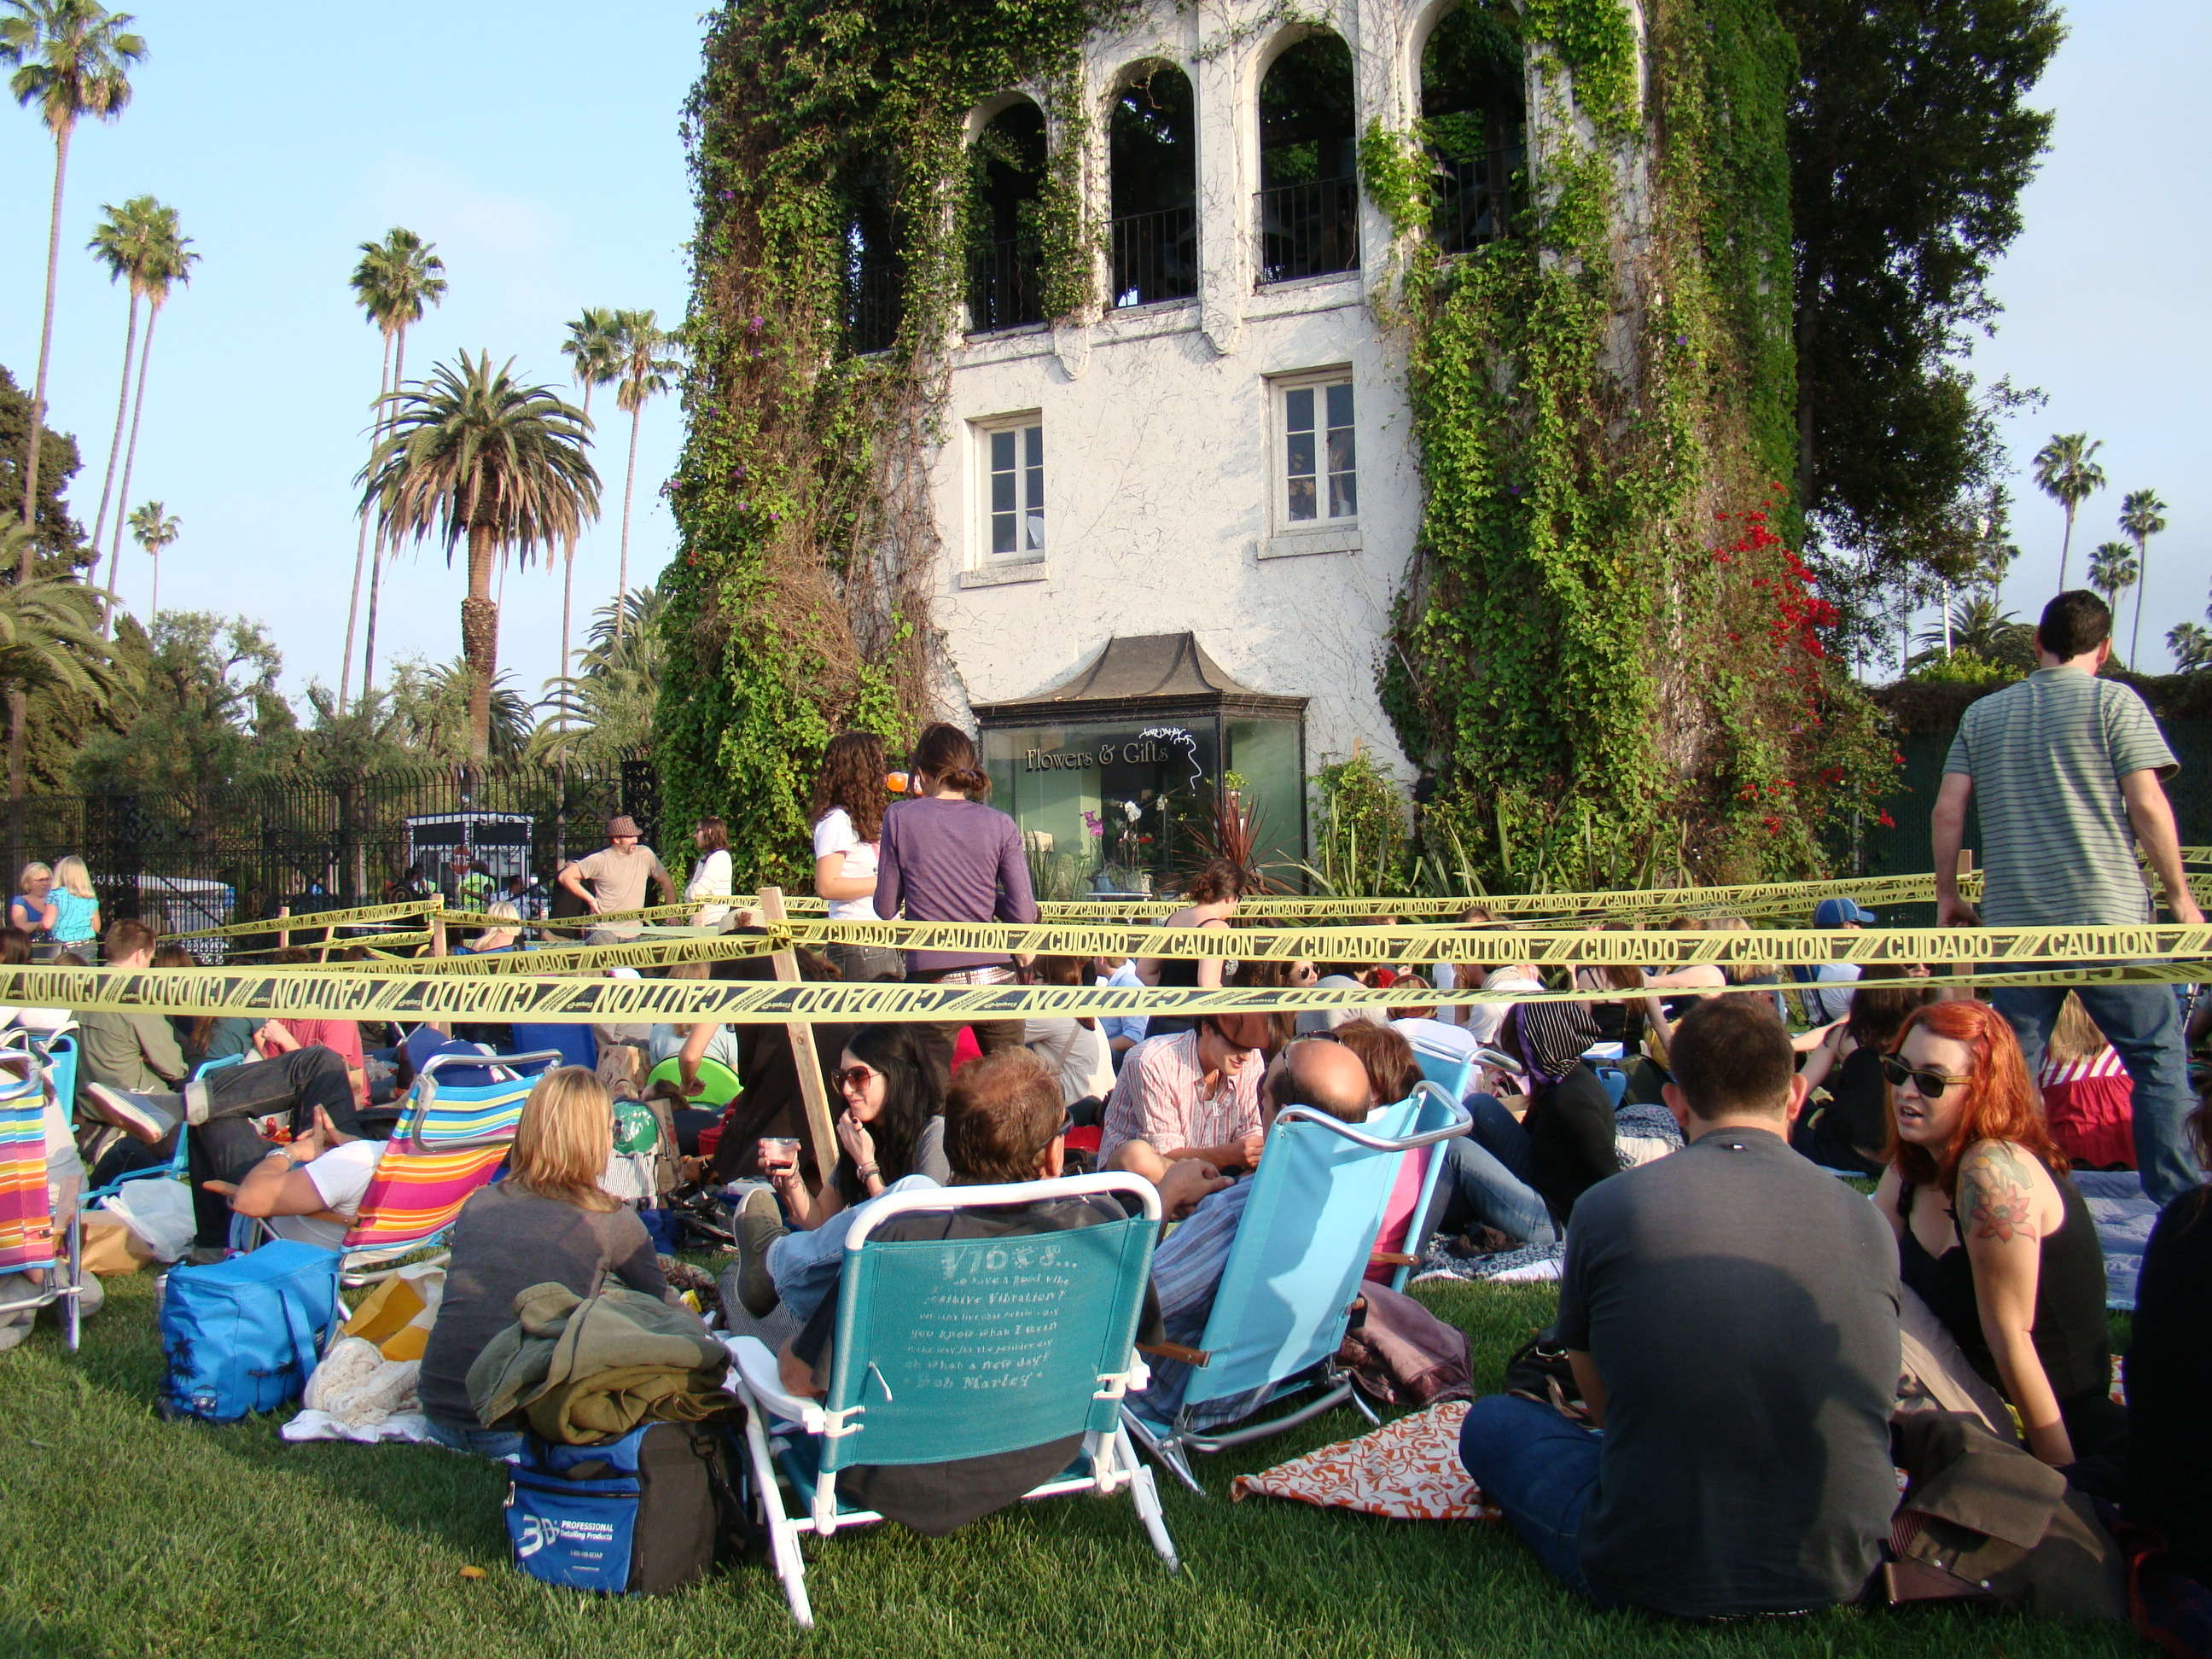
[760,885,838,1189]
[275,904,290,952]
[1949,849,1974,992]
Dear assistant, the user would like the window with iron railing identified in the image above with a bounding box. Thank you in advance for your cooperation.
[1255,177,1361,287]
[966,235,1045,333]
[1109,205,1198,308]
[1431,143,1522,254]
[843,259,902,355]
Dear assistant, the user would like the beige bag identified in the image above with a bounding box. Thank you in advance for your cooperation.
[78,1215,155,1277]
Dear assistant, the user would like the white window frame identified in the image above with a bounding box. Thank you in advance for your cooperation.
[1262,368,1362,559]
[970,410,1048,573]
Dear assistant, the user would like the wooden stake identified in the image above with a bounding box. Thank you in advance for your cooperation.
[276,904,290,952]
[760,884,837,1189]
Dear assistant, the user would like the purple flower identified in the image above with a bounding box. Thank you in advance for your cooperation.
[1674,333,1689,346]
[748,315,765,334]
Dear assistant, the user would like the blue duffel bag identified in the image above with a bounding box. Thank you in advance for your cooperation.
[158,1242,343,1423]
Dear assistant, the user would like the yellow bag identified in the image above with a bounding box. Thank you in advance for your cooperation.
[340,1263,445,1362]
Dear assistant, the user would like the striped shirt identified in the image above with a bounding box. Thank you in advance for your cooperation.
[1130,1179,1274,1427]
[1944,667,2178,928]
[1096,1029,1261,1169]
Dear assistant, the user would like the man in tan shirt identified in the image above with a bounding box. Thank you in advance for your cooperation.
[557,816,675,942]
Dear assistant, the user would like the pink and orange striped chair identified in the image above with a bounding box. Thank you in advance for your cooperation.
[0,1050,83,1349]
[331,1139,513,1285]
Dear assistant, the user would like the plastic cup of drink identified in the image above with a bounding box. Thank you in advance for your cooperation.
[760,1137,801,1172]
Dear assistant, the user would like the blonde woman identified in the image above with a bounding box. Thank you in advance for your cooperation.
[459,900,524,954]
[416,1068,676,1458]
[9,863,55,940]
[47,857,100,957]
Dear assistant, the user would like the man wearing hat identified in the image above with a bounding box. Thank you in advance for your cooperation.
[1797,896,1874,1027]
[557,816,676,944]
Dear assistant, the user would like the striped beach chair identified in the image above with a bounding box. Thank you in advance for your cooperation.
[0,1051,83,1351]
[330,1140,513,1284]
[390,1049,561,1150]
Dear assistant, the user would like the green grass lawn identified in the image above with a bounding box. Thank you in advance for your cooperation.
[0,1270,2141,1659]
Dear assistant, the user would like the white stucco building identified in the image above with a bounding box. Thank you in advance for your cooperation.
[899,0,1528,885]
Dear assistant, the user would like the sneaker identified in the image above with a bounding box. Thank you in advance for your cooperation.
[78,1083,177,1146]
[732,1185,787,1318]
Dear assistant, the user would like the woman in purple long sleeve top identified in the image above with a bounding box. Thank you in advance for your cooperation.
[873,722,1039,1089]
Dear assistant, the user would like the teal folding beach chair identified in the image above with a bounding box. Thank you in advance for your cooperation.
[78,1049,242,1210]
[1122,1085,1470,1493]
[0,1048,82,1350]
[724,1173,1178,1629]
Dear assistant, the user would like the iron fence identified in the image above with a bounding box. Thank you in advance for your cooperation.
[20,754,661,931]
[1432,145,1521,254]
[1109,206,1199,308]
[966,235,1045,332]
[844,259,903,355]
[1255,178,1361,285]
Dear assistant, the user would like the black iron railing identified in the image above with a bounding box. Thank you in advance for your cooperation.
[1255,177,1361,286]
[1109,206,1199,307]
[966,235,1045,332]
[1432,145,1522,254]
[844,260,902,355]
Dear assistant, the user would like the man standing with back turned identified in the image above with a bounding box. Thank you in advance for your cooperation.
[1932,590,2203,1206]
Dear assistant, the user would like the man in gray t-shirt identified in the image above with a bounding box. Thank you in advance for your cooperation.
[1931,590,2203,1204]
[1458,997,1900,1618]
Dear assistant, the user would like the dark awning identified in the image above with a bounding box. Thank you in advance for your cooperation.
[971,633,1307,725]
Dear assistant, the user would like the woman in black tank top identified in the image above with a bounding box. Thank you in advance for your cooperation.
[1873,1000,2116,1466]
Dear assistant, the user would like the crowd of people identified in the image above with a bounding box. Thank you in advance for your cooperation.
[0,591,2207,1629]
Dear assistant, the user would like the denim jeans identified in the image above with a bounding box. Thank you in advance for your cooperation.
[426,1417,525,1461]
[1991,977,2205,1206]
[767,1174,938,1324]
[1458,1393,1612,1603]
[1429,1094,1557,1245]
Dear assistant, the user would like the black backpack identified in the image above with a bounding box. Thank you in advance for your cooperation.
[506,1419,753,1595]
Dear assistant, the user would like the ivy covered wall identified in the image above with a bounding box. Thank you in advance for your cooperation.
[667,0,1892,888]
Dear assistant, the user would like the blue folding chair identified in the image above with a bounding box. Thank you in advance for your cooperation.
[1121,1086,1470,1493]
[725,1173,1177,1629]
[506,1022,596,1073]
[78,1050,245,1210]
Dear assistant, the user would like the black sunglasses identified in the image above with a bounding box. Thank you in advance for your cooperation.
[1880,1054,1973,1101]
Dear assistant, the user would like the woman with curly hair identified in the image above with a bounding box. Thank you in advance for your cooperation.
[1873,999,2116,1465]
[812,731,901,983]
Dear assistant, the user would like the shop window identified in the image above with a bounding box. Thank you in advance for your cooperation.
[1255,34,1359,284]
[1420,5,1526,253]
[1109,62,1199,307]
[976,412,1045,561]
[967,100,1049,332]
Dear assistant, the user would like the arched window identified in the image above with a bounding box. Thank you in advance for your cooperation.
[1108,63,1198,307]
[838,156,905,354]
[967,99,1049,332]
[1256,33,1359,284]
[1420,5,1525,253]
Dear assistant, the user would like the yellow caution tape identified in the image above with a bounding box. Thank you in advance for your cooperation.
[3,958,2204,1026]
[160,898,440,943]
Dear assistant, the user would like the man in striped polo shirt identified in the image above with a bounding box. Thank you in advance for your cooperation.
[1931,590,2203,1206]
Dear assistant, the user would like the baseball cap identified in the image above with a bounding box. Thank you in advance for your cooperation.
[1813,897,1876,927]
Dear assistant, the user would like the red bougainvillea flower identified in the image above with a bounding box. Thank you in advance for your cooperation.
[1877,811,1895,829]
[1762,815,1784,835]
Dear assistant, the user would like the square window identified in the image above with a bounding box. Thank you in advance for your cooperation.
[975,413,1046,563]
[1273,372,1356,533]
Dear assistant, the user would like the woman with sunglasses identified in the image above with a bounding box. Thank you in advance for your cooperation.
[729,1023,952,1321]
[1872,1000,2116,1467]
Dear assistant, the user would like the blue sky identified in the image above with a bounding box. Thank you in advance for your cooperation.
[0,0,2202,716]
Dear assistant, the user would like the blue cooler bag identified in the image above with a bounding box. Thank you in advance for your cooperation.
[506,1423,742,1595]
[158,1242,342,1423]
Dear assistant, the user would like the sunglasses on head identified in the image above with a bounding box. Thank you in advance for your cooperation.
[1880,1054,1973,1100]
[832,1065,877,1094]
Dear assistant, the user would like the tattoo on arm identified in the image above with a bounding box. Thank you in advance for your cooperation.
[1961,1144,2041,1244]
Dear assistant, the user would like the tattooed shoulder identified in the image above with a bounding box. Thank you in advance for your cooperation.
[1960,1142,2042,1244]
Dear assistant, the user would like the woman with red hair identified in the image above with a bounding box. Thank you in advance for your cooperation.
[1873,1000,2116,1466]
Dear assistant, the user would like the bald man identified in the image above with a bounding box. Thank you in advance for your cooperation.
[1129,1038,1377,1428]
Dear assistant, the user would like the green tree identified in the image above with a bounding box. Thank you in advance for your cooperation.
[2086,539,2137,620]
[1778,0,2060,623]
[608,309,678,645]
[360,351,598,763]
[0,521,125,708]
[345,227,447,707]
[530,581,664,765]
[2030,432,2104,593]
[83,192,164,553]
[72,610,292,801]
[2116,488,2167,669]
[2169,620,2212,674]
[125,497,174,619]
[0,363,85,570]
[1908,593,2034,674]
[556,306,621,697]
[90,195,189,635]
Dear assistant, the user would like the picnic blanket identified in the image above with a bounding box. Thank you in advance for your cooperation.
[2073,1169,2156,1311]
[1231,1400,1500,1522]
[1410,1240,1564,1285]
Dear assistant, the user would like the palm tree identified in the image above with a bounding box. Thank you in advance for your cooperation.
[1907,594,2035,672]
[360,352,597,762]
[89,195,189,634]
[2086,541,2138,619]
[2030,433,2104,592]
[608,309,679,645]
[2169,620,2212,674]
[0,523,129,707]
[126,498,174,619]
[83,191,163,553]
[556,306,620,700]
[2,0,144,535]
[346,228,447,708]
[2116,488,2167,668]
[530,582,665,763]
